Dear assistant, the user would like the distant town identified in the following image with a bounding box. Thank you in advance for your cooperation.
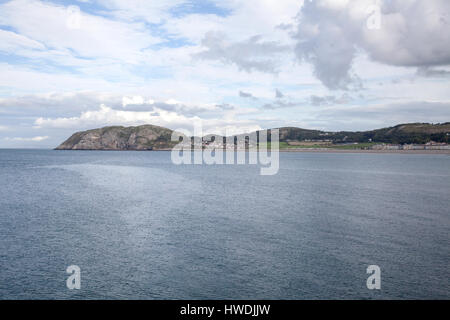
[200,138,450,151]
[369,141,450,151]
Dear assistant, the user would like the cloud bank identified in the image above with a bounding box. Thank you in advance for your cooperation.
[293,0,450,89]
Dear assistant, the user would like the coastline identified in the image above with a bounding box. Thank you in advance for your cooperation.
[54,148,450,154]
[278,149,450,154]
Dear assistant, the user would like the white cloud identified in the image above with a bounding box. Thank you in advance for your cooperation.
[316,101,450,130]
[0,63,127,93]
[34,104,261,136]
[164,99,181,105]
[0,91,123,117]
[165,0,302,43]
[4,135,49,141]
[0,29,45,52]
[0,0,160,63]
[96,0,185,24]
[122,95,151,107]
[196,32,290,73]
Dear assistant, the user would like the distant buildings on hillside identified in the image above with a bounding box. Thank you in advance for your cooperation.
[370,141,450,150]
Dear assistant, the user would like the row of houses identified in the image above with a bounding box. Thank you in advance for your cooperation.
[195,141,253,150]
[370,142,450,150]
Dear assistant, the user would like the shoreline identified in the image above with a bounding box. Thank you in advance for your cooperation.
[53,148,450,154]
[278,149,450,154]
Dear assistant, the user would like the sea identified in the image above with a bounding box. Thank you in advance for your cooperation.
[0,149,449,299]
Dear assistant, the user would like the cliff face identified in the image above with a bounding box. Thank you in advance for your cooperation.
[55,125,179,150]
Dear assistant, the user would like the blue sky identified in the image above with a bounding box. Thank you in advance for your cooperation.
[0,0,449,147]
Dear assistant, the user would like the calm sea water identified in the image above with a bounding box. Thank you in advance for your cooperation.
[0,149,449,299]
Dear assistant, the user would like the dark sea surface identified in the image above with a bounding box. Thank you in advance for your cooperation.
[0,149,449,299]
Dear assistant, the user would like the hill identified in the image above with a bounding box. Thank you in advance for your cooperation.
[275,123,450,144]
[55,125,179,150]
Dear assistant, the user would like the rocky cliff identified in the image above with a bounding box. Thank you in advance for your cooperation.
[55,125,179,150]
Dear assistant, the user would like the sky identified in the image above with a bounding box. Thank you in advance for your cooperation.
[0,0,449,148]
